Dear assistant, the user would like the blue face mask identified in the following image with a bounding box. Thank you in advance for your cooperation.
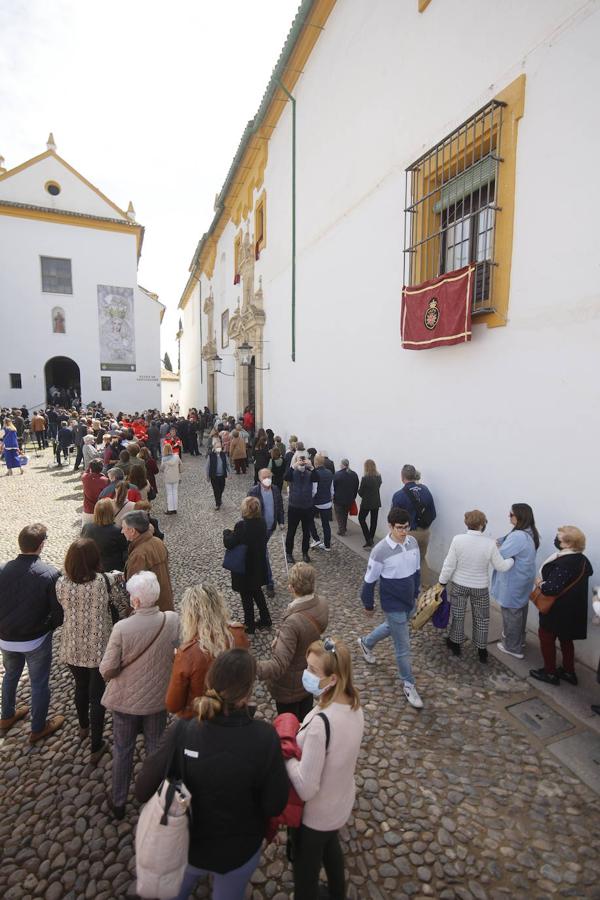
[302,668,330,697]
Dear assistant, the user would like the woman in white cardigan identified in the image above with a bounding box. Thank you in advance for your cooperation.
[438,509,513,662]
[160,443,183,515]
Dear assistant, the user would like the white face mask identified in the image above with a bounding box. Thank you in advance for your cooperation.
[261,478,272,488]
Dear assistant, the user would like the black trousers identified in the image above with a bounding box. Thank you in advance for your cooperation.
[210,475,226,507]
[68,665,106,752]
[34,431,46,449]
[286,507,313,556]
[73,445,84,469]
[189,433,200,455]
[358,505,379,544]
[333,503,349,535]
[276,695,313,722]
[291,824,345,900]
[240,588,271,630]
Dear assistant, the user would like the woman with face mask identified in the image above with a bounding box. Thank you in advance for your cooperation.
[530,526,593,686]
[286,638,364,900]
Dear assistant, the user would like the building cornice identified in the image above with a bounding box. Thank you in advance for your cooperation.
[0,200,145,258]
[178,0,337,309]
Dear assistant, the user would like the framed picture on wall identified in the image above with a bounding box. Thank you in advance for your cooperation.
[221,309,229,348]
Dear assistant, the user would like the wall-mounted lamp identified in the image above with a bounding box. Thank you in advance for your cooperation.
[238,340,270,371]
[211,354,234,377]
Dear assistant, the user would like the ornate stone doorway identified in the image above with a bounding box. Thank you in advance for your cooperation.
[228,229,266,425]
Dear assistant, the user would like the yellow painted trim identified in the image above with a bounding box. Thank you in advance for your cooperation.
[181,0,337,301]
[478,73,526,328]
[418,0,432,12]
[408,74,525,329]
[0,203,143,257]
[44,180,61,195]
[254,190,267,255]
[0,149,130,220]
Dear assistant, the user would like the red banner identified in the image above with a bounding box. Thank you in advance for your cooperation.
[401,266,474,350]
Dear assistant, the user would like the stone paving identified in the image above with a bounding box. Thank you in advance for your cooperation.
[0,449,599,900]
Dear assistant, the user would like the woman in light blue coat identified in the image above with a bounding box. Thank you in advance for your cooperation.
[492,503,539,659]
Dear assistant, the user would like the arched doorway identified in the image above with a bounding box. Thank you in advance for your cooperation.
[44,356,81,405]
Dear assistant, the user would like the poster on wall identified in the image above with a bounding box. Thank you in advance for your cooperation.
[97,285,136,371]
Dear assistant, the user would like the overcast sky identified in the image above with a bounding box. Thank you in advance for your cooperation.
[0,0,299,364]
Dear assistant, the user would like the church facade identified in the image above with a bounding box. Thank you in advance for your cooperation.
[0,136,163,412]
[178,0,600,665]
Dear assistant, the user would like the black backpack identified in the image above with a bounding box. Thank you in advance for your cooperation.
[406,487,434,529]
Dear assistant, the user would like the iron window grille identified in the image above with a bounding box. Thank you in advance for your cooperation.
[41,256,72,294]
[9,373,22,389]
[404,100,505,315]
[101,376,112,391]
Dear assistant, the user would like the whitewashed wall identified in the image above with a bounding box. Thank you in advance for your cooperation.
[0,215,162,411]
[186,0,600,665]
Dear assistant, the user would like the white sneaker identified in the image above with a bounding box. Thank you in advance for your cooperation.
[310,539,323,549]
[403,682,424,709]
[323,546,331,552]
[357,637,376,664]
[496,641,524,660]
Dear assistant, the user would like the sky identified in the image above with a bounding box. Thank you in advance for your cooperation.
[0,0,300,365]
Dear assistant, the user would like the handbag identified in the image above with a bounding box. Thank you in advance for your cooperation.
[411,584,445,630]
[529,562,587,615]
[148,486,157,501]
[135,720,191,899]
[223,543,247,575]
[348,500,358,517]
[102,573,130,624]
[431,588,450,629]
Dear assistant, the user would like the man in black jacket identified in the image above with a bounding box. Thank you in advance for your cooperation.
[0,524,64,743]
[333,458,360,536]
[55,420,73,467]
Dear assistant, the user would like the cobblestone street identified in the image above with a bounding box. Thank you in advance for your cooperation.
[0,450,599,900]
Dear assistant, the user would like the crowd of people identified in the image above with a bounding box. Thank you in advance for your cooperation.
[0,400,598,899]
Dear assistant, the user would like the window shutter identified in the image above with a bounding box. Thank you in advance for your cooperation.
[433,155,497,214]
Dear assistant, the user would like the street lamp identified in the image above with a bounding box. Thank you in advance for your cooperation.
[238,341,253,367]
[237,341,270,371]
[211,353,234,377]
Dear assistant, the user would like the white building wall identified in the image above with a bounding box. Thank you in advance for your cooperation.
[185,0,600,666]
[161,375,180,412]
[179,282,203,412]
[0,215,161,411]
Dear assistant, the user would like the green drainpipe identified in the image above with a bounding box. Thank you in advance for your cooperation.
[277,79,296,362]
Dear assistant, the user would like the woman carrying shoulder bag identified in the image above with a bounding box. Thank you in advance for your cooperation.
[100,571,179,819]
[529,525,593,686]
[287,638,364,900]
[223,496,271,634]
[135,649,289,900]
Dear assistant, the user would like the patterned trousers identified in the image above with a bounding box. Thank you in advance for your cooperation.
[448,583,490,650]
[111,710,167,806]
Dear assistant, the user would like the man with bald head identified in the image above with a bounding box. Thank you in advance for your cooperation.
[248,469,285,597]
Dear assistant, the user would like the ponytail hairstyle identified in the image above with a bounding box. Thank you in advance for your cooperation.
[196,649,256,721]
[114,480,129,507]
[306,638,361,710]
[510,503,540,549]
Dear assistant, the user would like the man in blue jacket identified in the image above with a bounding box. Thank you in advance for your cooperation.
[357,507,424,709]
[391,464,436,587]
[0,524,65,742]
[248,469,285,597]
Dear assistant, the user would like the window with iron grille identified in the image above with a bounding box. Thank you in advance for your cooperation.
[9,373,22,389]
[101,376,112,391]
[404,100,505,315]
[41,256,72,294]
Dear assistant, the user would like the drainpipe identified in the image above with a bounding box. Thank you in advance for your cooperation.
[277,79,296,362]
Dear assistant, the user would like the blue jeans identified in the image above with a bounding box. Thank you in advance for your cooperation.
[364,610,414,685]
[173,847,261,900]
[1,633,53,732]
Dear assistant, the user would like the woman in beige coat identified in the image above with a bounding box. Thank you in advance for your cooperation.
[100,570,179,819]
[256,562,328,721]
[228,429,248,474]
[159,443,183,515]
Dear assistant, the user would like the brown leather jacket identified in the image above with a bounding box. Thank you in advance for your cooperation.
[126,530,174,611]
[165,625,249,718]
[257,593,329,703]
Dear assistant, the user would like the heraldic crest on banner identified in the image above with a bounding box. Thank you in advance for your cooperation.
[401,266,474,350]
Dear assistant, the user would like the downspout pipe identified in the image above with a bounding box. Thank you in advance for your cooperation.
[277,79,296,362]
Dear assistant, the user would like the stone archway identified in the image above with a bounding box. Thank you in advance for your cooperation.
[44,356,81,405]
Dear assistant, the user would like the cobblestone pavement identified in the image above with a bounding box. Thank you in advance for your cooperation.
[1,450,599,900]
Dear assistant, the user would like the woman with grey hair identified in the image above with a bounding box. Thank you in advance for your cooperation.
[82,434,101,471]
[100,570,179,819]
